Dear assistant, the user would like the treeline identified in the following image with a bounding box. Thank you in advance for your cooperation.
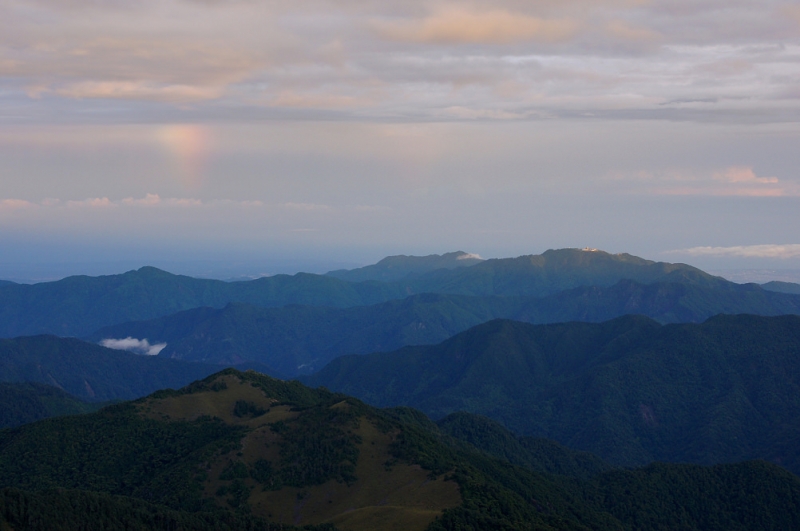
[0,382,102,429]
[0,487,337,531]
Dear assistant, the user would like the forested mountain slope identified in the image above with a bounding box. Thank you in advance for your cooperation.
[306,314,800,472]
[0,382,103,429]
[2,369,798,531]
[89,279,800,376]
[0,335,225,401]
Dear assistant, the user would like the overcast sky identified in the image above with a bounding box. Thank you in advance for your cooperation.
[1,0,800,280]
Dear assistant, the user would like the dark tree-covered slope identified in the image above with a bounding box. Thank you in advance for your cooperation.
[0,487,329,531]
[305,314,800,472]
[88,279,800,377]
[2,370,799,531]
[89,295,519,374]
[434,411,612,479]
[581,461,800,531]
[0,335,225,401]
[0,382,104,429]
[523,278,800,323]
[0,370,608,531]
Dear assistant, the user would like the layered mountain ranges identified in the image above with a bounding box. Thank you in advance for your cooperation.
[4,249,800,530]
[6,311,800,482]
[5,247,799,340]
[92,279,800,375]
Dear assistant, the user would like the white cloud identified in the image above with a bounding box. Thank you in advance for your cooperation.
[100,337,167,356]
[668,244,800,259]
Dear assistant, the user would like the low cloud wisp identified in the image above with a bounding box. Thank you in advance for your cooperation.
[668,244,800,259]
[100,337,167,356]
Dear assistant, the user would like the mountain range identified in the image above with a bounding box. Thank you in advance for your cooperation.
[90,279,800,376]
[8,248,798,341]
[3,248,800,530]
[326,251,484,282]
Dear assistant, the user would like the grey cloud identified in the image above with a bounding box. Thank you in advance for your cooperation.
[1,0,799,122]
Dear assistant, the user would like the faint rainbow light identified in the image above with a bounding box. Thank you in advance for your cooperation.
[157,124,212,188]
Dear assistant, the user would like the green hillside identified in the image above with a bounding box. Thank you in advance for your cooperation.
[0,382,104,429]
[0,370,607,531]
[305,314,800,472]
[0,335,224,401]
[2,369,799,531]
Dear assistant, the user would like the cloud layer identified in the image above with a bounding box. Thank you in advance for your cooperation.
[100,337,167,356]
[2,0,800,122]
[1,2,799,271]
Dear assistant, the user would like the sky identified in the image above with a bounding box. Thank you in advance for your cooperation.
[1,0,800,281]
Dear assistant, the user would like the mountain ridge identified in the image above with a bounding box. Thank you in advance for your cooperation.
[304,313,800,473]
[0,248,746,338]
[87,279,800,376]
[326,251,484,282]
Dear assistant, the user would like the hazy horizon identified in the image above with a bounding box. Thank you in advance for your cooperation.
[3,248,800,285]
[2,1,799,277]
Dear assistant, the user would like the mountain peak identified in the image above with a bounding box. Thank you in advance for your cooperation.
[326,251,484,282]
